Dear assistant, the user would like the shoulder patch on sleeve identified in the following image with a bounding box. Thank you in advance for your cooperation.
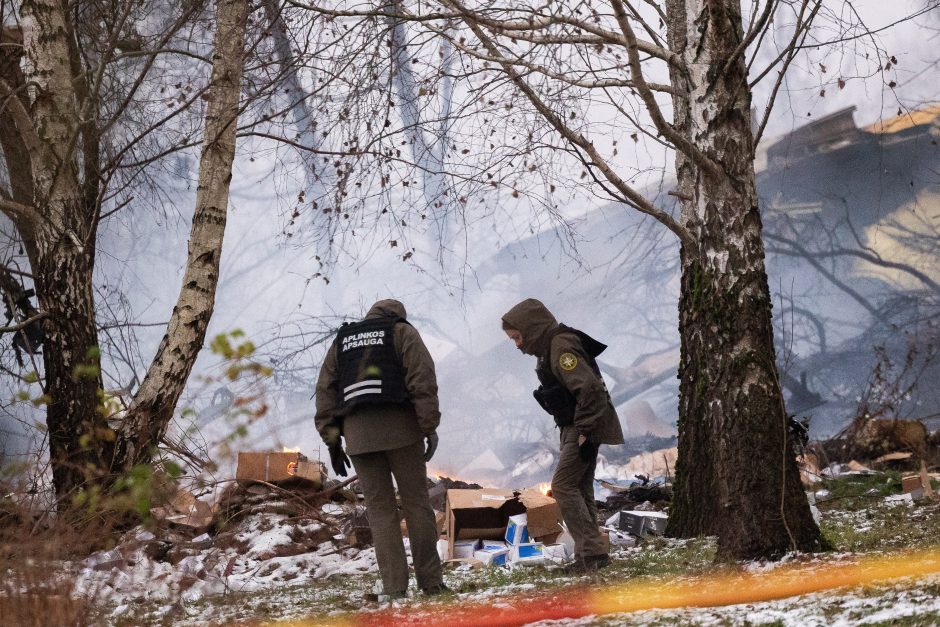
[558,352,578,371]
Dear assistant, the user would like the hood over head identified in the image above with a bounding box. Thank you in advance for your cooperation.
[365,299,407,320]
[501,298,559,356]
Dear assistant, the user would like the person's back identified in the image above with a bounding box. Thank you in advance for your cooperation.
[315,299,445,599]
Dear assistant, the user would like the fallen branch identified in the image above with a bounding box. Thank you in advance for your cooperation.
[312,475,358,499]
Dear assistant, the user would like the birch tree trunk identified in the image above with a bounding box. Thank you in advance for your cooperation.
[20,0,111,501]
[663,0,820,559]
[113,0,251,471]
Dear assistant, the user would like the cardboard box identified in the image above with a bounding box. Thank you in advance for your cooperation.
[480,540,509,551]
[517,489,564,539]
[617,510,668,536]
[452,539,481,559]
[474,547,510,566]
[509,542,545,565]
[236,451,324,486]
[505,513,530,546]
[445,489,525,559]
[902,474,925,499]
[902,474,922,492]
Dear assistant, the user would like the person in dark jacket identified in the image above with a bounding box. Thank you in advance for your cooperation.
[315,299,444,599]
[502,298,624,572]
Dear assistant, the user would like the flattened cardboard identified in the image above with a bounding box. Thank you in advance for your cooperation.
[443,557,484,569]
[902,474,921,493]
[445,488,525,559]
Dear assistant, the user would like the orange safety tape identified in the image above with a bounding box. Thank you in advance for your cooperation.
[271,549,940,627]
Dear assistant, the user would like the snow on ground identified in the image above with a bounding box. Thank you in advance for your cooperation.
[50,474,940,625]
[143,542,940,627]
[69,505,383,625]
[561,572,940,626]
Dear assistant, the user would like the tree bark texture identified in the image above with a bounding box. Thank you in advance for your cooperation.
[663,0,820,559]
[19,0,112,500]
[114,0,250,471]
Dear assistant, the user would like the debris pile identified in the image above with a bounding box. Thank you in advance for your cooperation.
[71,448,679,614]
[598,476,672,514]
[74,454,378,610]
[801,417,940,496]
[440,475,672,570]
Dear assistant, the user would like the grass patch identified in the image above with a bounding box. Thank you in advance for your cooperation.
[442,536,717,597]
[865,611,940,626]
[816,471,902,511]
[820,504,940,552]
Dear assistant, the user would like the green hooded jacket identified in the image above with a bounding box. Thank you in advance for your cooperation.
[502,298,625,445]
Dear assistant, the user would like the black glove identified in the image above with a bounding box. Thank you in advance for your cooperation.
[578,438,599,463]
[424,432,439,462]
[329,441,351,477]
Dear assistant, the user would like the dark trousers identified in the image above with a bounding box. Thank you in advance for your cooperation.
[350,440,443,594]
[551,427,606,559]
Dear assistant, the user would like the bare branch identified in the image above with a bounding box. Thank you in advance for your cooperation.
[0,197,39,223]
[0,78,41,155]
[766,233,940,296]
[440,0,692,245]
[723,0,777,77]
[752,0,820,146]
[611,0,723,179]
[0,311,48,333]
[765,236,887,324]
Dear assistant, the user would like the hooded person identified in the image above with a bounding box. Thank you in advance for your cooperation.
[315,299,445,599]
[501,298,624,572]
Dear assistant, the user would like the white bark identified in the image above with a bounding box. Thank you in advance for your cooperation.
[118,0,251,468]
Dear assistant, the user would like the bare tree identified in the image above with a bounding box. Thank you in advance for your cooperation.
[0,0,249,507]
[112,0,251,473]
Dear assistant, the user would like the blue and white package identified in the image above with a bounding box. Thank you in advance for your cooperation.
[474,547,510,567]
[509,541,545,565]
[452,538,481,559]
[504,513,529,546]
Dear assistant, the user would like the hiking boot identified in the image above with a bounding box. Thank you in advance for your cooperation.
[560,558,588,575]
[561,554,610,575]
[583,554,611,571]
[421,583,450,596]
